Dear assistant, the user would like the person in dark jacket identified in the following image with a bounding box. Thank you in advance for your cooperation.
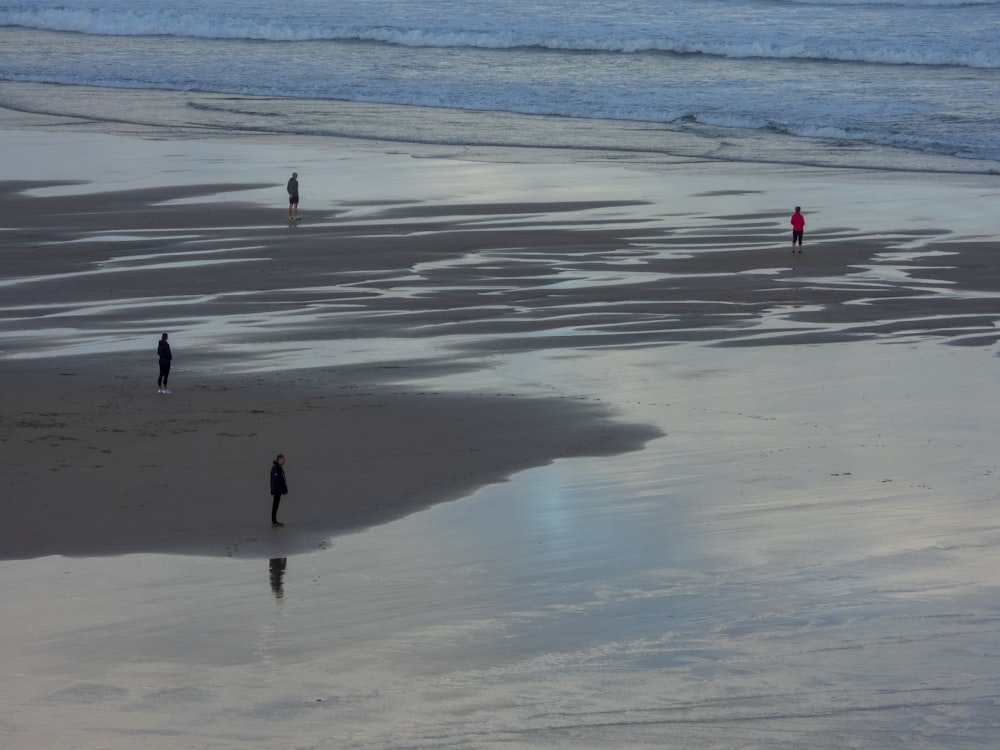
[270,454,288,527]
[157,332,172,394]
[287,171,299,221]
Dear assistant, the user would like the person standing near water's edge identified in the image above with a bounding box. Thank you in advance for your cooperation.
[270,454,288,527]
[287,172,299,221]
[157,333,172,394]
[791,206,805,252]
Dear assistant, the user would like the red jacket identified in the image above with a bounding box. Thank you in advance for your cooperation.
[791,211,805,231]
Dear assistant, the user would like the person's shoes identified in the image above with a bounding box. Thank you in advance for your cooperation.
[272,521,284,528]
[161,389,172,394]
[157,388,163,394]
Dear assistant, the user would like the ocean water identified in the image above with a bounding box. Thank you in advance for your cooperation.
[1,0,999,169]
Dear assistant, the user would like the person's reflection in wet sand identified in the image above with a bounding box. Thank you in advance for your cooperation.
[269,558,287,599]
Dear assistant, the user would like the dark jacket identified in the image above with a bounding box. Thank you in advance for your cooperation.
[270,461,288,496]
[157,340,172,362]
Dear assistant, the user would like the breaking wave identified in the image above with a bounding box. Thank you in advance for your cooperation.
[2,7,997,68]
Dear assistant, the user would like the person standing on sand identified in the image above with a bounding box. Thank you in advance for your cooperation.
[791,206,805,252]
[157,332,172,394]
[270,454,288,527]
[287,171,300,221]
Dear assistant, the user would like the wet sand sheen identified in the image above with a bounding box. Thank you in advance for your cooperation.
[2,172,999,560]
[3,113,1000,748]
[2,160,1000,560]
[0,357,660,560]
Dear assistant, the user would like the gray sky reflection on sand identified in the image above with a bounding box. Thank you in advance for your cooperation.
[61,233,204,244]
[4,341,1000,747]
[3,240,981,362]
[0,257,264,290]
[5,122,1000,745]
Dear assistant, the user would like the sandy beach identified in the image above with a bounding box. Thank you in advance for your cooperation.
[3,92,1000,747]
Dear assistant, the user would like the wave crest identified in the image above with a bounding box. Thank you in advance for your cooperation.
[3,7,997,69]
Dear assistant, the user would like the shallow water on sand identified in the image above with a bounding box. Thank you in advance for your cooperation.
[4,129,1000,365]
[4,342,1000,748]
[4,120,1000,745]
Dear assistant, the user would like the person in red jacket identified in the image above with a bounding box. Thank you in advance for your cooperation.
[790,206,805,252]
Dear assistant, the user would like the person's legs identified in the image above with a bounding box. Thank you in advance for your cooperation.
[271,494,282,525]
[158,361,170,390]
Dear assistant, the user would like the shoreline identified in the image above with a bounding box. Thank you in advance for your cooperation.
[3,80,999,176]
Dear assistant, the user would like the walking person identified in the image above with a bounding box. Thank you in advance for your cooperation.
[287,171,300,221]
[157,332,172,394]
[790,206,805,252]
[270,454,288,527]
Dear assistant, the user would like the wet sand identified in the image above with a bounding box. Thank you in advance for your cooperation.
[0,180,674,559]
[4,162,998,560]
[3,105,1000,748]
[0,356,659,560]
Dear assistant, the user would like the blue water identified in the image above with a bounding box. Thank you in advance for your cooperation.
[1,0,998,165]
